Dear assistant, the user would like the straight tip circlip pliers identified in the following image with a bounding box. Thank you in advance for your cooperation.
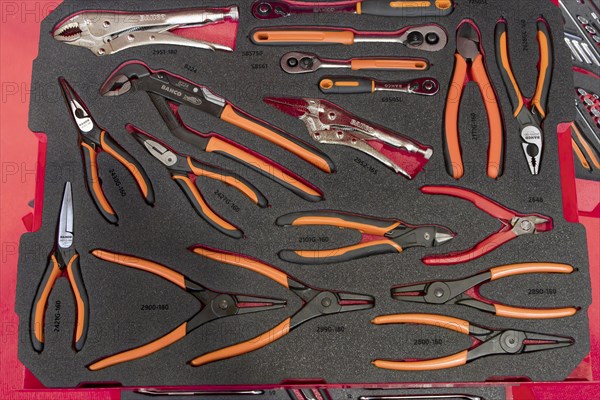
[52,6,239,56]
[30,182,89,353]
[59,77,154,225]
[88,250,284,370]
[392,262,579,319]
[188,245,374,366]
[371,313,574,370]
[276,210,455,264]
[495,16,553,175]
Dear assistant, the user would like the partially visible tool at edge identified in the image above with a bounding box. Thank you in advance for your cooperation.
[30,182,89,353]
[420,185,552,265]
[319,76,439,95]
[264,96,433,179]
[371,313,574,370]
[560,0,600,63]
[288,388,332,400]
[281,51,430,74]
[52,6,239,55]
[495,16,553,175]
[392,262,578,319]
[137,389,265,396]
[88,250,284,370]
[189,245,374,366]
[276,210,455,264]
[59,77,154,225]
[444,19,504,179]
[358,395,484,400]
[129,126,267,239]
[252,0,454,19]
[250,24,448,52]
[571,120,600,172]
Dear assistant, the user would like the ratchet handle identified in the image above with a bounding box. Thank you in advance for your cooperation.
[359,0,454,17]
[319,76,374,94]
[251,28,355,45]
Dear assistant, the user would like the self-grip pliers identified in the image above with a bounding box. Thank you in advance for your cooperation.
[100,61,334,173]
[444,19,504,179]
[59,77,154,225]
[264,97,433,179]
[189,245,374,366]
[420,185,553,265]
[129,126,266,239]
[276,210,455,265]
[495,17,553,175]
[30,182,89,352]
[88,250,284,370]
[371,313,574,370]
[392,263,578,319]
[52,6,239,56]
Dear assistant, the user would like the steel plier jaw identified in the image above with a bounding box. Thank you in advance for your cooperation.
[52,7,239,56]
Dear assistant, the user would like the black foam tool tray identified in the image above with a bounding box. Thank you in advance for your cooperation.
[17,0,591,388]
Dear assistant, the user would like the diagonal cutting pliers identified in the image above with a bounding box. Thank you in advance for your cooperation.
[275,210,455,265]
[495,17,553,175]
[59,77,154,225]
[88,249,285,370]
[392,262,578,319]
[30,182,89,352]
[371,313,574,370]
[129,125,267,239]
[420,185,552,265]
[188,245,374,366]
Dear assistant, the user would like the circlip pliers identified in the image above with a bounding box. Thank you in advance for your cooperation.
[495,17,553,175]
[59,77,154,225]
[420,185,552,265]
[128,126,266,239]
[88,250,284,370]
[392,263,578,319]
[276,210,455,265]
[189,245,374,366]
[371,313,574,370]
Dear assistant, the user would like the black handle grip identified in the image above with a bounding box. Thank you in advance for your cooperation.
[319,76,374,94]
[30,256,61,352]
[66,254,89,351]
[360,0,454,17]
[276,210,398,229]
[80,141,118,224]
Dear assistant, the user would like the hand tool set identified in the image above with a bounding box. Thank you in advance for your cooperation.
[16,0,593,391]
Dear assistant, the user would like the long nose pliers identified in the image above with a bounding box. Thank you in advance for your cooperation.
[392,262,578,319]
[88,250,284,370]
[59,77,154,225]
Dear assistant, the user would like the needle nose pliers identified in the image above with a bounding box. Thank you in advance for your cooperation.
[59,77,154,225]
[88,250,284,370]
[444,19,504,179]
[495,17,553,175]
[420,185,552,265]
[392,262,578,319]
[30,182,89,352]
[189,245,374,366]
[371,313,574,371]
[275,210,455,265]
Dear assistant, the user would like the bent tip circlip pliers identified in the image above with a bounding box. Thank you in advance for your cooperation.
[188,245,374,366]
[445,19,504,180]
[495,16,553,175]
[392,262,579,319]
[129,125,266,239]
[264,96,433,179]
[371,313,574,371]
[30,182,89,353]
[275,210,455,265]
[88,250,284,370]
[59,77,154,225]
[420,185,552,265]
[52,6,239,56]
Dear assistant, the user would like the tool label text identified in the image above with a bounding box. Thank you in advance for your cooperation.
[317,325,345,333]
[53,300,61,332]
[160,84,182,97]
[152,49,177,56]
[527,288,557,295]
[470,113,479,141]
[354,157,378,175]
[251,63,269,70]
[109,169,127,197]
[299,236,330,243]
[140,304,170,311]
[520,20,529,52]
[241,51,264,57]
[467,0,488,4]
[381,97,403,103]
[214,189,241,212]
[528,196,544,203]
[184,63,198,74]
[414,338,443,345]
[140,14,167,21]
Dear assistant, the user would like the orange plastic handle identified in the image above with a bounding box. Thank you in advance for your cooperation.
[471,54,503,179]
[494,304,577,319]
[572,138,591,171]
[65,254,87,346]
[88,323,187,371]
[91,249,186,289]
[81,142,116,216]
[444,53,467,179]
[192,247,290,288]
[373,350,468,371]
[372,313,470,335]
[572,123,600,169]
[294,240,402,259]
[290,216,401,235]
[252,30,355,45]
[497,31,524,117]
[32,255,62,346]
[350,59,429,71]
[489,262,574,280]
[532,29,550,118]
[190,318,291,366]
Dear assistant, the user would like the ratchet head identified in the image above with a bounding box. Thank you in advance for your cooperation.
[100,61,152,97]
[280,52,323,73]
[252,1,292,19]
[400,24,448,52]
[406,78,440,95]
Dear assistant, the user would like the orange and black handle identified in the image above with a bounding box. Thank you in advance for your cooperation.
[350,58,429,71]
[251,28,357,46]
[219,103,335,173]
[358,0,454,17]
[80,141,118,224]
[319,76,376,94]
[571,122,600,171]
